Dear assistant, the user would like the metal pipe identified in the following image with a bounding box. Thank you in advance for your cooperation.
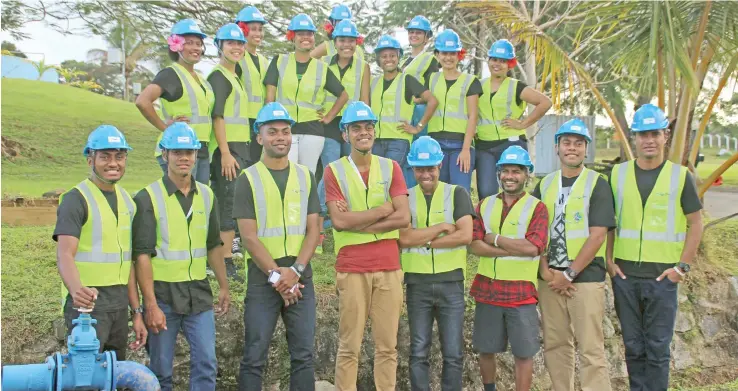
[115,361,161,391]
[1,361,54,391]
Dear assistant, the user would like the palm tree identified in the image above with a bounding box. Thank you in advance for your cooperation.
[31,58,56,81]
[105,21,157,101]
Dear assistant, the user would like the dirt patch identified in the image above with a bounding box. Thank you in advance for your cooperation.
[1,136,49,160]
[1,198,58,226]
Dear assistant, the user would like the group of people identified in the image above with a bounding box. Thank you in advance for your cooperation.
[52,4,705,391]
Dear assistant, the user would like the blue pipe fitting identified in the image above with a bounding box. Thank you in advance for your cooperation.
[1,312,160,391]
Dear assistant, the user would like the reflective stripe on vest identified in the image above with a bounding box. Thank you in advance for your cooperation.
[611,160,687,263]
[401,182,467,274]
[403,52,434,85]
[276,54,327,122]
[330,155,399,252]
[147,179,212,282]
[238,52,268,120]
[157,62,214,155]
[370,74,414,141]
[428,72,472,134]
[243,162,310,259]
[540,168,605,259]
[478,77,527,141]
[478,193,540,286]
[324,56,365,116]
[209,65,251,143]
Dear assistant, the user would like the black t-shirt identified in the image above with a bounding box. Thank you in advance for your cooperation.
[381,74,428,105]
[475,81,529,151]
[610,161,703,278]
[132,176,222,315]
[324,116,344,143]
[208,65,250,160]
[405,186,475,285]
[431,77,483,141]
[532,174,615,283]
[263,57,346,137]
[401,55,440,83]
[232,165,320,281]
[151,67,210,103]
[53,186,128,311]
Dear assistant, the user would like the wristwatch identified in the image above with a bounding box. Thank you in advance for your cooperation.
[130,306,144,317]
[291,262,306,277]
[564,267,578,282]
[678,262,691,274]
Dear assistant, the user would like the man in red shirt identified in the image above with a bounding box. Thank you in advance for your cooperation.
[324,102,410,391]
[469,146,548,391]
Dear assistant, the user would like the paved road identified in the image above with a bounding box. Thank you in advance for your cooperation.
[704,189,738,219]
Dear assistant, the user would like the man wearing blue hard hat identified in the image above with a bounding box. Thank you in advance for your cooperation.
[371,34,438,188]
[311,4,365,61]
[324,101,410,390]
[54,125,146,362]
[233,102,321,391]
[264,13,349,175]
[208,23,249,281]
[469,145,549,391]
[533,119,614,391]
[402,16,440,143]
[607,103,703,391]
[132,122,229,391]
[399,136,474,391]
[136,19,214,183]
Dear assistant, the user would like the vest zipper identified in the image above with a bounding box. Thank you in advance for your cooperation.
[442,85,451,132]
[281,195,289,257]
[426,210,435,274]
[366,188,378,241]
[638,208,645,262]
[378,79,387,139]
[187,214,194,281]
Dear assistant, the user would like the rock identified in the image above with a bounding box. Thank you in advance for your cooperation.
[315,381,335,391]
[603,316,616,339]
[698,346,730,368]
[675,310,694,333]
[700,315,722,341]
[729,276,738,300]
[605,341,628,378]
[678,292,689,304]
[53,317,66,341]
[42,189,65,199]
[672,335,694,370]
[696,298,728,312]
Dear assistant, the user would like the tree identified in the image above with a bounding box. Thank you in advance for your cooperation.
[1,41,26,58]
[59,59,152,98]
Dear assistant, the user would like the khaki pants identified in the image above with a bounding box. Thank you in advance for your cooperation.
[539,281,612,391]
[334,270,404,391]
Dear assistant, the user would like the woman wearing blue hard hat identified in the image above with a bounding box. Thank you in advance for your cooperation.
[475,39,552,200]
[136,18,214,184]
[207,23,249,280]
[310,4,365,61]
[234,5,269,163]
[402,16,440,142]
[427,29,483,193]
[264,13,349,174]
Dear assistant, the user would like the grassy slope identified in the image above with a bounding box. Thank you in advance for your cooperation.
[1,79,162,197]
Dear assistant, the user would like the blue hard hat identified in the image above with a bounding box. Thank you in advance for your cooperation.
[171,19,207,39]
[288,13,317,32]
[253,102,296,134]
[407,136,444,167]
[488,39,515,59]
[333,19,360,39]
[83,125,132,156]
[330,4,352,21]
[407,16,432,34]
[214,23,246,47]
[374,35,403,57]
[159,122,202,150]
[497,145,534,172]
[235,5,266,24]
[340,101,377,131]
[555,118,592,143]
[434,29,462,52]
[631,103,669,132]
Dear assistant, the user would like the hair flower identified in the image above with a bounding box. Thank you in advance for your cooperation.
[167,34,185,52]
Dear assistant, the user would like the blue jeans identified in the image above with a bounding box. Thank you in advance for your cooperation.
[146,301,217,391]
[238,275,316,391]
[372,138,414,187]
[434,138,475,193]
[412,103,429,140]
[612,276,678,391]
[475,139,528,199]
[319,138,344,230]
[156,155,211,185]
[407,281,465,391]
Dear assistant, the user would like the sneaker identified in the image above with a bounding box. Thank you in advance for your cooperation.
[206,265,215,276]
[315,234,325,254]
[232,237,241,254]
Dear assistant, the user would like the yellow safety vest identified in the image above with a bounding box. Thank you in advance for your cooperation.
[276,53,329,123]
[242,161,311,259]
[156,62,215,156]
[326,40,365,60]
[330,155,399,252]
[145,179,214,282]
[322,56,365,116]
[208,64,250,143]
[402,52,435,85]
[611,160,688,264]
[238,52,269,118]
[539,168,606,260]
[428,72,474,135]
[370,74,414,141]
[478,193,541,287]
[478,77,527,141]
[401,182,467,274]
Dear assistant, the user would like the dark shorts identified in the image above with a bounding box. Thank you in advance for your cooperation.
[211,147,252,231]
[63,298,129,360]
[472,302,540,358]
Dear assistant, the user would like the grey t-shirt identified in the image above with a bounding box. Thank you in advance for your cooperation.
[533,174,615,283]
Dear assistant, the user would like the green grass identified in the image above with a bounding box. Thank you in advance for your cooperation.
[1,79,163,197]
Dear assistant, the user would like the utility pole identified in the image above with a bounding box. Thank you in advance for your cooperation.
[121,23,127,101]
